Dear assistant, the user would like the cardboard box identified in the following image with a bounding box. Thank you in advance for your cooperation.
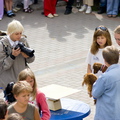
[47,99,61,111]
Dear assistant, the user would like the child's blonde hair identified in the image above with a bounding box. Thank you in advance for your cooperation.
[12,81,32,96]
[7,20,24,35]
[91,25,112,54]
[18,68,37,101]
[7,113,24,120]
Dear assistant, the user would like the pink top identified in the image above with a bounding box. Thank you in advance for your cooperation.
[36,89,51,120]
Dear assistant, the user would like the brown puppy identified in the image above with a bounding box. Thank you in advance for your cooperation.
[82,73,97,104]
[93,63,108,74]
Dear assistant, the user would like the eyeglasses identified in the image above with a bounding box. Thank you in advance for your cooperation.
[95,27,108,31]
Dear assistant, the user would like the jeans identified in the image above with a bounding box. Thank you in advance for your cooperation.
[107,0,120,15]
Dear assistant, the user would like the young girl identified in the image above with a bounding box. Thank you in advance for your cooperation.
[18,68,51,120]
[44,0,58,18]
[8,81,41,120]
[0,99,8,120]
[7,113,23,120]
[86,25,112,77]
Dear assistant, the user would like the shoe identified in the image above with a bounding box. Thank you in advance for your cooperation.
[53,14,59,17]
[79,5,87,12]
[11,12,16,17]
[47,13,54,18]
[13,8,18,12]
[112,15,117,18]
[85,6,92,14]
[15,7,21,11]
[107,15,112,18]
[97,7,106,14]
[0,18,2,21]
[64,10,72,15]
[23,7,33,13]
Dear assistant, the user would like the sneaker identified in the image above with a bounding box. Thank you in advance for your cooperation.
[79,5,87,12]
[47,13,54,18]
[85,6,92,14]
[53,14,59,17]
[15,7,21,11]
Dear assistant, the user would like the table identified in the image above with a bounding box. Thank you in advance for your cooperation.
[50,98,91,120]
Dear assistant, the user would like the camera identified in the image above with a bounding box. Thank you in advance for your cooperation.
[15,42,35,57]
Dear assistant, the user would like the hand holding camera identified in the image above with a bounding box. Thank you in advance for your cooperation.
[14,42,35,57]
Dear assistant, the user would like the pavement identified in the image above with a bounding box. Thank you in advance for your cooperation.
[0,1,120,120]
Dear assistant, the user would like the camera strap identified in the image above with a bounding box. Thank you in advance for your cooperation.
[1,41,9,57]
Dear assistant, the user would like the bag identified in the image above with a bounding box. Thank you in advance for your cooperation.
[4,82,16,103]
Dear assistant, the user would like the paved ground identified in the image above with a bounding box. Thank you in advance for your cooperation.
[0,1,120,120]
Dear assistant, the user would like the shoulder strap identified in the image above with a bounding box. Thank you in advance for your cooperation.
[1,41,9,57]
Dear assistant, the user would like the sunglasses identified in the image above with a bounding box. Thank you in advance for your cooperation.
[95,27,108,31]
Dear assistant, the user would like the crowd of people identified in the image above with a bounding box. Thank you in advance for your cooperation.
[0,0,120,20]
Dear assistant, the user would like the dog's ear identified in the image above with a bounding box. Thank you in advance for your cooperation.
[93,63,102,74]
[88,74,97,85]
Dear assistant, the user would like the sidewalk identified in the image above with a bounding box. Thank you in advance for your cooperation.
[0,2,120,120]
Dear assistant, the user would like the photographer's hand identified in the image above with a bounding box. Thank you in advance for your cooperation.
[21,52,29,58]
[12,48,21,56]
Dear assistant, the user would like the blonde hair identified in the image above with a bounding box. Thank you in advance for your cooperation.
[12,81,32,96]
[7,113,24,120]
[114,25,120,34]
[7,20,24,35]
[18,68,37,101]
[91,25,112,54]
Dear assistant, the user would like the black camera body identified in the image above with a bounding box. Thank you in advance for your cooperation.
[15,42,35,57]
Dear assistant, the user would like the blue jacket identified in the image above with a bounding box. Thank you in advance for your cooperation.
[92,64,120,120]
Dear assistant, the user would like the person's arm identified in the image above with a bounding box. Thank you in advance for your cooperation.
[87,64,92,73]
[92,76,105,98]
[36,92,51,120]
[0,41,20,72]
[34,107,41,120]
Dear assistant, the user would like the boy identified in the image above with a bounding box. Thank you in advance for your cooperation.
[8,81,41,120]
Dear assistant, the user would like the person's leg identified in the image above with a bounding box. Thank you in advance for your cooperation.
[85,0,93,13]
[97,0,107,14]
[107,0,114,17]
[51,0,58,16]
[44,0,54,18]
[0,0,4,20]
[64,0,74,15]
[112,0,119,17]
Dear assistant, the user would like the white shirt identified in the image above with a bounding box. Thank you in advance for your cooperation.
[7,35,18,48]
[86,49,105,77]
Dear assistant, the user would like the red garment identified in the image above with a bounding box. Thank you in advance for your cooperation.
[36,89,51,120]
[44,0,57,16]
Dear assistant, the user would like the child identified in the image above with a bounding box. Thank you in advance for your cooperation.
[8,81,41,120]
[0,99,8,120]
[0,20,35,91]
[44,0,58,18]
[86,25,112,77]
[7,113,23,120]
[18,68,51,120]
[79,0,93,14]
